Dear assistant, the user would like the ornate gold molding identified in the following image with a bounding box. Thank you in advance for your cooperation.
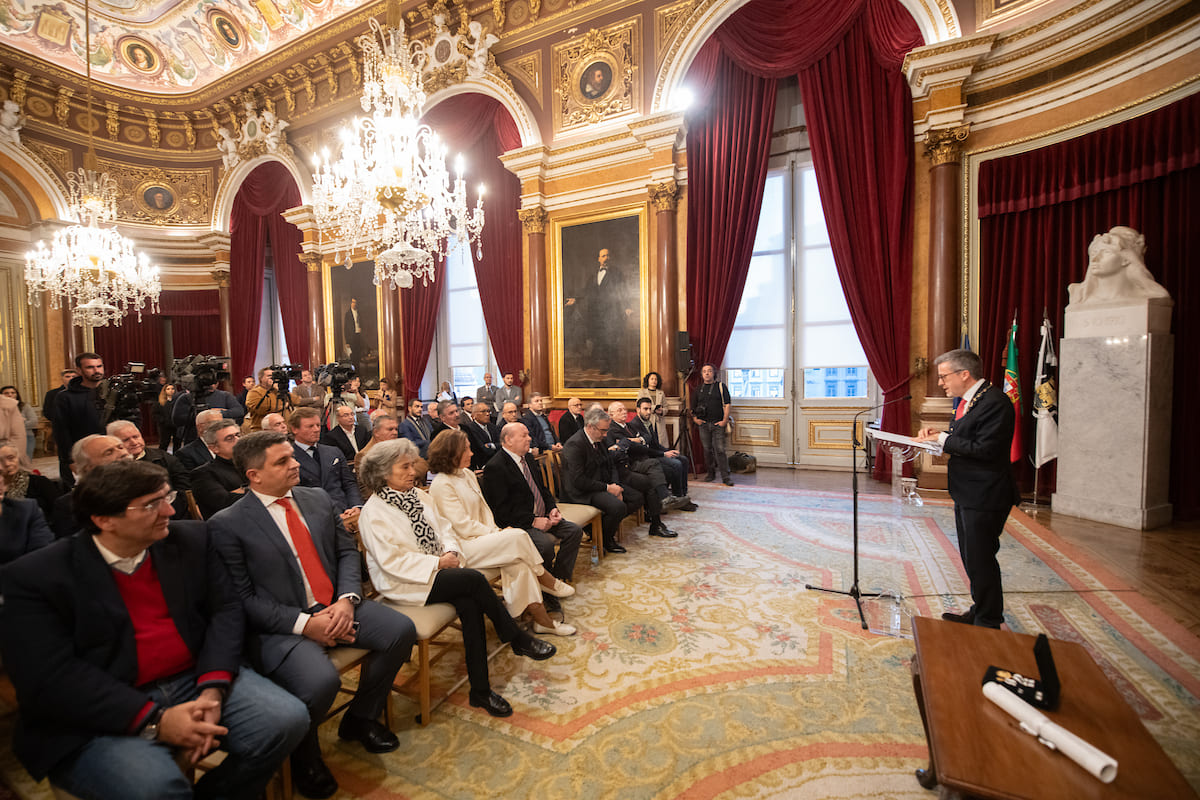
[54,87,73,127]
[10,70,29,108]
[506,52,542,102]
[654,0,695,70]
[924,124,970,166]
[518,206,549,234]
[552,18,641,136]
[301,252,323,273]
[210,269,231,289]
[648,179,678,212]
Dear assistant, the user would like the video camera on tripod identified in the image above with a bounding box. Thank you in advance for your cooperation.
[315,360,355,398]
[100,361,162,424]
[266,363,303,398]
[171,355,231,411]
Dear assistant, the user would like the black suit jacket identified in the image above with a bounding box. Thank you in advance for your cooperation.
[627,414,669,455]
[560,429,618,503]
[944,382,1020,512]
[210,487,360,673]
[293,441,362,512]
[0,497,53,565]
[521,411,558,451]
[139,447,191,517]
[50,493,78,539]
[606,421,656,462]
[175,438,214,471]
[479,449,558,530]
[0,521,242,780]
[321,425,370,463]
[191,456,245,518]
[557,412,584,443]
[462,419,501,469]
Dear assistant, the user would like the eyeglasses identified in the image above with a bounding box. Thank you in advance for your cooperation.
[936,369,966,382]
[126,490,177,514]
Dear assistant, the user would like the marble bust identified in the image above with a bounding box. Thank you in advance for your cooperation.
[1067,226,1170,307]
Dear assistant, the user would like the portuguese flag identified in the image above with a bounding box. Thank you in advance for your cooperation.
[1003,316,1023,464]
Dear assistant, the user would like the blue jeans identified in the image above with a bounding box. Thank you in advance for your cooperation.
[49,668,308,800]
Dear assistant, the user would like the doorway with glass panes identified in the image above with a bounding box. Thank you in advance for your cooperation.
[723,85,876,468]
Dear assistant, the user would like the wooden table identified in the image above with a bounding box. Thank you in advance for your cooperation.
[911,616,1196,799]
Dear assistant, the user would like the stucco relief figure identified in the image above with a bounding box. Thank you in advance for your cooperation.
[466,21,498,78]
[0,100,24,145]
[217,127,239,168]
[262,110,289,152]
[1067,226,1171,307]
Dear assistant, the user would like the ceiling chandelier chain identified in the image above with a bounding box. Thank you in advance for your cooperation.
[310,0,484,290]
[23,0,160,328]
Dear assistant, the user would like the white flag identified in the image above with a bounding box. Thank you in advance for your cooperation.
[1033,314,1059,467]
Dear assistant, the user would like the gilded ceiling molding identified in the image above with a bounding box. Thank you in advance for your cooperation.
[504,52,543,105]
[552,19,641,137]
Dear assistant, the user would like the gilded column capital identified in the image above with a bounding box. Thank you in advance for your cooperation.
[210,269,231,289]
[301,252,323,272]
[518,206,550,235]
[923,124,971,167]
[648,179,679,212]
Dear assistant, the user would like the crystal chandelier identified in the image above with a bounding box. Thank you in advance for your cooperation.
[310,0,484,289]
[24,0,160,328]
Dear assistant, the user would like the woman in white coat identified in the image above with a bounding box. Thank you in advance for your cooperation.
[357,438,557,718]
[427,429,575,636]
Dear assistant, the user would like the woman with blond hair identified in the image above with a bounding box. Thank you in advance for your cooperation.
[427,429,575,636]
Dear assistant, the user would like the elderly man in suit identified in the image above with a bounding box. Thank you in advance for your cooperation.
[463,402,501,469]
[289,408,361,514]
[0,460,308,800]
[107,420,191,518]
[917,349,1019,630]
[175,409,224,470]
[556,397,585,443]
[190,420,245,519]
[0,470,52,564]
[558,407,643,554]
[480,422,583,603]
[50,434,132,539]
[321,404,370,463]
[210,431,416,799]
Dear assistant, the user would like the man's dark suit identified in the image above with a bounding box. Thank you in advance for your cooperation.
[628,414,690,497]
[557,412,584,444]
[49,493,78,539]
[462,418,501,469]
[559,429,642,547]
[479,449,582,582]
[343,308,366,367]
[175,437,214,470]
[321,424,370,463]
[398,416,431,458]
[0,522,244,781]
[521,411,559,452]
[293,441,362,512]
[171,390,245,444]
[138,447,191,517]
[209,488,415,758]
[605,421,665,519]
[943,381,1019,629]
[0,497,53,565]
[190,456,245,518]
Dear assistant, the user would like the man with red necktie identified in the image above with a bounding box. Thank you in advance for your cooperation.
[917,349,1019,630]
[210,431,416,799]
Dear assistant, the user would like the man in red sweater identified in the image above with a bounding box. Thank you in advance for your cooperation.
[0,460,307,800]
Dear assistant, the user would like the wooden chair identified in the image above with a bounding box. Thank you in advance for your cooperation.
[540,451,605,561]
[383,601,460,725]
[184,489,204,521]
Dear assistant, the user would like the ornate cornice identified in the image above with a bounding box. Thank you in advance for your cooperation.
[517,205,549,234]
[924,124,970,166]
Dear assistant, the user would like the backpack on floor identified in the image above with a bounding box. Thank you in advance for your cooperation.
[729,451,757,473]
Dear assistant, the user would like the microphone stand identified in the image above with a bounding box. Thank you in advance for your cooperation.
[806,393,911,630]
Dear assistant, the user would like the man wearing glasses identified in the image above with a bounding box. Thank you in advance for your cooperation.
[190,420,246,518]
[0,460,308,799]
[916,349,1019,630]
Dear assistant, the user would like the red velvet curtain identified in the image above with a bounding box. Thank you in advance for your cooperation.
[229,162,307,379]
[684,0,922,478]
[422,95,524,380]
[978,92,1200,518]
[399,260,445,401]
[93,290,221,370]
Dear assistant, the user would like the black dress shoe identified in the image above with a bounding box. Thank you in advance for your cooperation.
[679,501,699,511]
[722,477,734,486]
[648,522,678,538]
[469,690,513,717]
[941,610,975,625]
[292,757,338,799]
[337,714,399,753]
[915,767,938,790]
[604,542,627,553]
[511,634,556,660]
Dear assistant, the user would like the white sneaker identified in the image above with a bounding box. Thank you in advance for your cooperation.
[543,579,576,598]
[533,621,576,636]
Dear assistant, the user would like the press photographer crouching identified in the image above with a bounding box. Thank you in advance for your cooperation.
[0,459,308,800]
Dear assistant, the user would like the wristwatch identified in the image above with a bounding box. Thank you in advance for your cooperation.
[139,707,165,741]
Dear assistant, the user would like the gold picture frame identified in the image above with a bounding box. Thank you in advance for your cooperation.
[550,204,650,398]
[551,18,641,137]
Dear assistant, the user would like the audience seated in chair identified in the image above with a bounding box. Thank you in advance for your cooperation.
[0,470,52,565]
[107,420,191,518]
[289,407,362,515]
[189,420,245,519]
[50,435,132,539]
[558,407,643,554]
[0,443,62,518]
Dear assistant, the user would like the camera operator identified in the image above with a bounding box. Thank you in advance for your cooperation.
[172,367,244,445]
[244,366,297,433]
[290,369,326,410]
[53,353,107,486]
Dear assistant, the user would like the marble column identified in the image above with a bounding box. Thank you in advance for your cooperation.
[211,269,233,361]
[649,179,680,396]
[302,253,325,368]
[518,205,549,397]
[379,286,403,391]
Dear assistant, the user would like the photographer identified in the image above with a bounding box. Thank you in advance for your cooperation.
[694,363,733,486]
[53,353,107,486]
[243,368,287,433]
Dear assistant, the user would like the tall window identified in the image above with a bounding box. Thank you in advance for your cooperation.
[428,240,496,397]
[725,163,868,400]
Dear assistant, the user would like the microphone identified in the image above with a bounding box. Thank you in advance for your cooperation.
[852,394,912,448]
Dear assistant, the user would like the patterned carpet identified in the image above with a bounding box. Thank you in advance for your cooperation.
[2,482,1198,798]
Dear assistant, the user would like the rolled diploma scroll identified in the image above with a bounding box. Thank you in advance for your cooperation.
[982,681,1118,784]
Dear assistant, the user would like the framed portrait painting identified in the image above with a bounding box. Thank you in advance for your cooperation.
[326,260,381,389]
[551,205,648,395]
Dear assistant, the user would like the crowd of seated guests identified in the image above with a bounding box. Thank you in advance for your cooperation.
[0,369,704,798]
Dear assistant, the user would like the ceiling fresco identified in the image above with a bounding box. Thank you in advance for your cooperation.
[0,0,365,94]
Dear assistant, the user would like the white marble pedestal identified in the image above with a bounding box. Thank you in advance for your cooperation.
[1052,299,1173,529]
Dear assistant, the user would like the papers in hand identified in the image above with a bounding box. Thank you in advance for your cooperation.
[867,429,943,456]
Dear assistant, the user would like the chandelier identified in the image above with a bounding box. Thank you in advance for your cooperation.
[310,0,484,289]
[24,0,160,327]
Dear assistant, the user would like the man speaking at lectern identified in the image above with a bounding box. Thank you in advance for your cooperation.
[916,349,1018,630]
